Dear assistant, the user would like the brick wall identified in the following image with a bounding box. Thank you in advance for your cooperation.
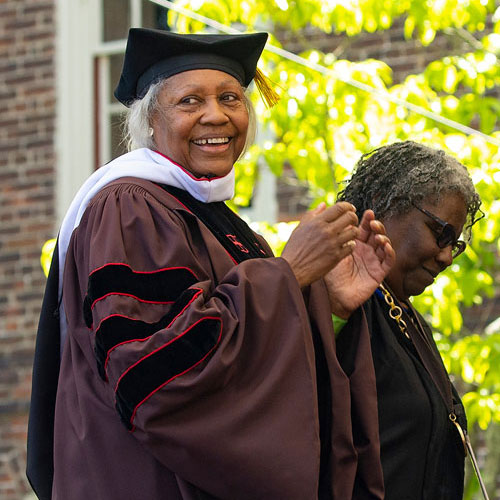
[279,17,489,84]
[0,0,56,499]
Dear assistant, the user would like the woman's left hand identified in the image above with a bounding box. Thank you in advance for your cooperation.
[324,210,395,319]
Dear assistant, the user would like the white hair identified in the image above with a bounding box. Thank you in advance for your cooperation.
[124,79,257,159]
[124,80,164,151]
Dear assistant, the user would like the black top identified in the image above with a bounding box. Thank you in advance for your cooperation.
[337,291,466,500]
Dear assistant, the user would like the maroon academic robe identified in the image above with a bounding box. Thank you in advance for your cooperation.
[52,178,383,499]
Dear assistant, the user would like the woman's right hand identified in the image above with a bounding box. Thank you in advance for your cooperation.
[281,202,359,288]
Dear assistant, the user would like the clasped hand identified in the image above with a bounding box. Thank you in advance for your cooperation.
[281,202,395,319]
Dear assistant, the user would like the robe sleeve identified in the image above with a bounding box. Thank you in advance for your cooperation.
[308,286,384,499]
[63,182,323,499]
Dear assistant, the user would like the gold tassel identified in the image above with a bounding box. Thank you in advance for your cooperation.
[254,68,280,108]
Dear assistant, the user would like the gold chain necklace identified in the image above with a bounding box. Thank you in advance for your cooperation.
[377,283,410,339]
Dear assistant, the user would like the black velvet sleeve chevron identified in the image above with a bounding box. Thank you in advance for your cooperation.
[83,264,198,328]
[94,287,202,380]
[82,261,225,430]
[115,316,222,430]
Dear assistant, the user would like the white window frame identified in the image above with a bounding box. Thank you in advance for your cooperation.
[55,0,98,222]
[55,0,137,221]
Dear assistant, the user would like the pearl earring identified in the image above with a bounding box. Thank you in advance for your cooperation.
[148,127,154,136]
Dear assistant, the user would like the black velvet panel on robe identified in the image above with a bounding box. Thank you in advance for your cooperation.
[158,184,271,262]
[26,241,61,500]
[337,292,465,500]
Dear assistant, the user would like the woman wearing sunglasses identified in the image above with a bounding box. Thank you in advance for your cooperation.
[332,140,482,499]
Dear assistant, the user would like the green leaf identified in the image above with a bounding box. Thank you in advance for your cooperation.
[41,239,56,277]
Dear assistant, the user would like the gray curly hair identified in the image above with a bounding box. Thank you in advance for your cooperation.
[337,141,482,240]
[123,79,257,157]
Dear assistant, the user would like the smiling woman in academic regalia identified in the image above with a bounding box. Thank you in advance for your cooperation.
[27,28,395,500]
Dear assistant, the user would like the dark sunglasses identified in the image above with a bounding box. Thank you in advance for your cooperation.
[413,205,466,258]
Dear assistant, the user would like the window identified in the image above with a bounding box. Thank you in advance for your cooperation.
[96,0,169,166]
[56,0,167,220]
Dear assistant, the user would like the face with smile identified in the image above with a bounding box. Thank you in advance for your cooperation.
[151,69,249,178]
[382,192,468,302]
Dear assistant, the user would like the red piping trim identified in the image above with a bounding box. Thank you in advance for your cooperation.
[95,313,134,333]
[91,292,174,311]
[88,262,198,279]
[226,252,238,265]
[126,318,223,431]
[153,150,227,182]
[101,289,204,375]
